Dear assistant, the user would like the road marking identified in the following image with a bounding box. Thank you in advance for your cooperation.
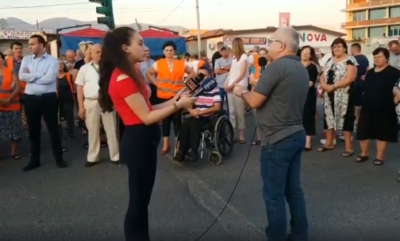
[164,154,264,239]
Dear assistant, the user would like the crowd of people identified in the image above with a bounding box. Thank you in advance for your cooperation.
[0,33,399,170]
[1,27,400,241]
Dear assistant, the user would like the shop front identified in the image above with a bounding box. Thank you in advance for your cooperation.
[0,30,45,55]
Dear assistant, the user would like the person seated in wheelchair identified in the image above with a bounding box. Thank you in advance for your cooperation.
[174,63,221,162]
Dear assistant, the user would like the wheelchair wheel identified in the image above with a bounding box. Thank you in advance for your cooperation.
[208,151,222,166]
[213,116,234,158]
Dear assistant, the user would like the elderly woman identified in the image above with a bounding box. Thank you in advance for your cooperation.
[356,47,400,165]
[318,38,357,157]
[0,52,23,159]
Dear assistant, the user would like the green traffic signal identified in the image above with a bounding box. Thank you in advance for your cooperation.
[89,0,115,29]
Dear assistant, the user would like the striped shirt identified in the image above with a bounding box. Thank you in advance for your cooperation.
[194,86,221,114]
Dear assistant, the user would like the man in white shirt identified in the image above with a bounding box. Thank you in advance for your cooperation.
[75,44,119,167]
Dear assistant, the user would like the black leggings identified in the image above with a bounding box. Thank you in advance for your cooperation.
[121,124,160,241]
[159,98,181,137]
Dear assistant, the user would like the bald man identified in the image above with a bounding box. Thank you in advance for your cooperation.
[233,27,309,241]
[65,50,76,71]
[75,44,119,167]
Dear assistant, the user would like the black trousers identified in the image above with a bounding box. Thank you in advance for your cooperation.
[159,98,181,137]
[24,93,63,163]
[59,101,75,137]
[121,124,160,241]
[179,117,210,155]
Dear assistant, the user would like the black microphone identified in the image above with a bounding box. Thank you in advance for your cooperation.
[183,73,204,93]
[192,77,217,97]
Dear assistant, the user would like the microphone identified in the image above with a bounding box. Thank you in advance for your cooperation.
[176,73,205,101]
[193,77,217,97]
[184,73,204,93]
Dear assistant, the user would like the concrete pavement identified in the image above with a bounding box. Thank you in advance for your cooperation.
[1,107,400,241]
[0,131,233,241]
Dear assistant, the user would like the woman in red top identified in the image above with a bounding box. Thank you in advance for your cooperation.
[98,27,195,241]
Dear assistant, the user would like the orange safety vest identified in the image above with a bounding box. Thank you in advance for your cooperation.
[252,53,260,79]
[156,59,185,99]
[0,58,20,111]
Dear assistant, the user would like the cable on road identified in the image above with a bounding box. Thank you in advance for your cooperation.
[194,127,257,240]
[161,0,186,22]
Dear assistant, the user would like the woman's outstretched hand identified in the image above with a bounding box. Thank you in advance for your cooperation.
[176,95,197,109]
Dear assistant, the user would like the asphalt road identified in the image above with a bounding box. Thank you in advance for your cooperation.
[1,103,400,241]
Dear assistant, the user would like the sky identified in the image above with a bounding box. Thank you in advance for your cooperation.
[0,0,345,30]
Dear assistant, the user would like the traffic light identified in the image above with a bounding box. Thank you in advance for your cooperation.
[89,0,115,29]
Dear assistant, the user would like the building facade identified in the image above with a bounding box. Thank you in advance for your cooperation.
[342,0,400,40]
[0,30,46,55]
[185,26,344,58]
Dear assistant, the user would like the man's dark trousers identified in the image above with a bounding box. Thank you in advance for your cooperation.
[260,130,308,241]
[24,93,63,163]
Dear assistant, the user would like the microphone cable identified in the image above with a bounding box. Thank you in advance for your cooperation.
[194,127,257,241]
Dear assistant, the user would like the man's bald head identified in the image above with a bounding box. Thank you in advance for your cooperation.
[65,50,76,64]
[90,44,101,63]
[269,27,299,61]
[274,27,299,52]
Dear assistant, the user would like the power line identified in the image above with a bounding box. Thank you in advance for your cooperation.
[0,2,89,10]
[161,0,186,22]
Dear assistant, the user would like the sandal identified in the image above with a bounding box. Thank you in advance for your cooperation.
[304,147,312,152]
[355,155,369,163]
[11,154,22,160]
[373,159,384,166]
[239,139,246,144]
[342,150,354,157]
[62,148,67,152]
[317,146,334,152]
[251,140,260,146]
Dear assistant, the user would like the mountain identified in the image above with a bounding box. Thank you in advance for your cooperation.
[0,17,188,33]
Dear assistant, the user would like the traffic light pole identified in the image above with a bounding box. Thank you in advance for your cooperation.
[89,0,115,29]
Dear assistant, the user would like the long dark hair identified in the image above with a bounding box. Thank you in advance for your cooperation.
[98,27,145,112]
[298,45,319,65]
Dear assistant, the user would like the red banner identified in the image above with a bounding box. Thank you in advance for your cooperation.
[279,12,291,27]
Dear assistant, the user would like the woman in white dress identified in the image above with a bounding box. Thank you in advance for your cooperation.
[225,38,249,143]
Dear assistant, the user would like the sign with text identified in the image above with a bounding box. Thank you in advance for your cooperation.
[224,37,269,45]
[299,33,327,42]
[279,12,291,27]
[0,30,42,40]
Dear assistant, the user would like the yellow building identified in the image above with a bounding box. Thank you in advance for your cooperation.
[342,0,400,40]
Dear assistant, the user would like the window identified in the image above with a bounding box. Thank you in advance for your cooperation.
[352,28,366,39]
[369,8,386,20]
[368,26,386,37]
[389,25,400,36]
[390,7,400,17]
[352,11,366,21]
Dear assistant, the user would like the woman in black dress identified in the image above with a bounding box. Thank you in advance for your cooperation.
[298,46,319,150]
[356,47,399,165]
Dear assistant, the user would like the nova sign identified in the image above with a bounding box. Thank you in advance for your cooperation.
[299,33,327,42]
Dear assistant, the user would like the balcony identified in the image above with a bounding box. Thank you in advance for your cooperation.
[344,0,400,11]
[342,16,400,28]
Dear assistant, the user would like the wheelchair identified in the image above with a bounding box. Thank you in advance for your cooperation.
[173,112,235,166]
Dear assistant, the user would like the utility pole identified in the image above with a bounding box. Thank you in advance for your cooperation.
[195,0,201,56]
[135,18,142,31]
